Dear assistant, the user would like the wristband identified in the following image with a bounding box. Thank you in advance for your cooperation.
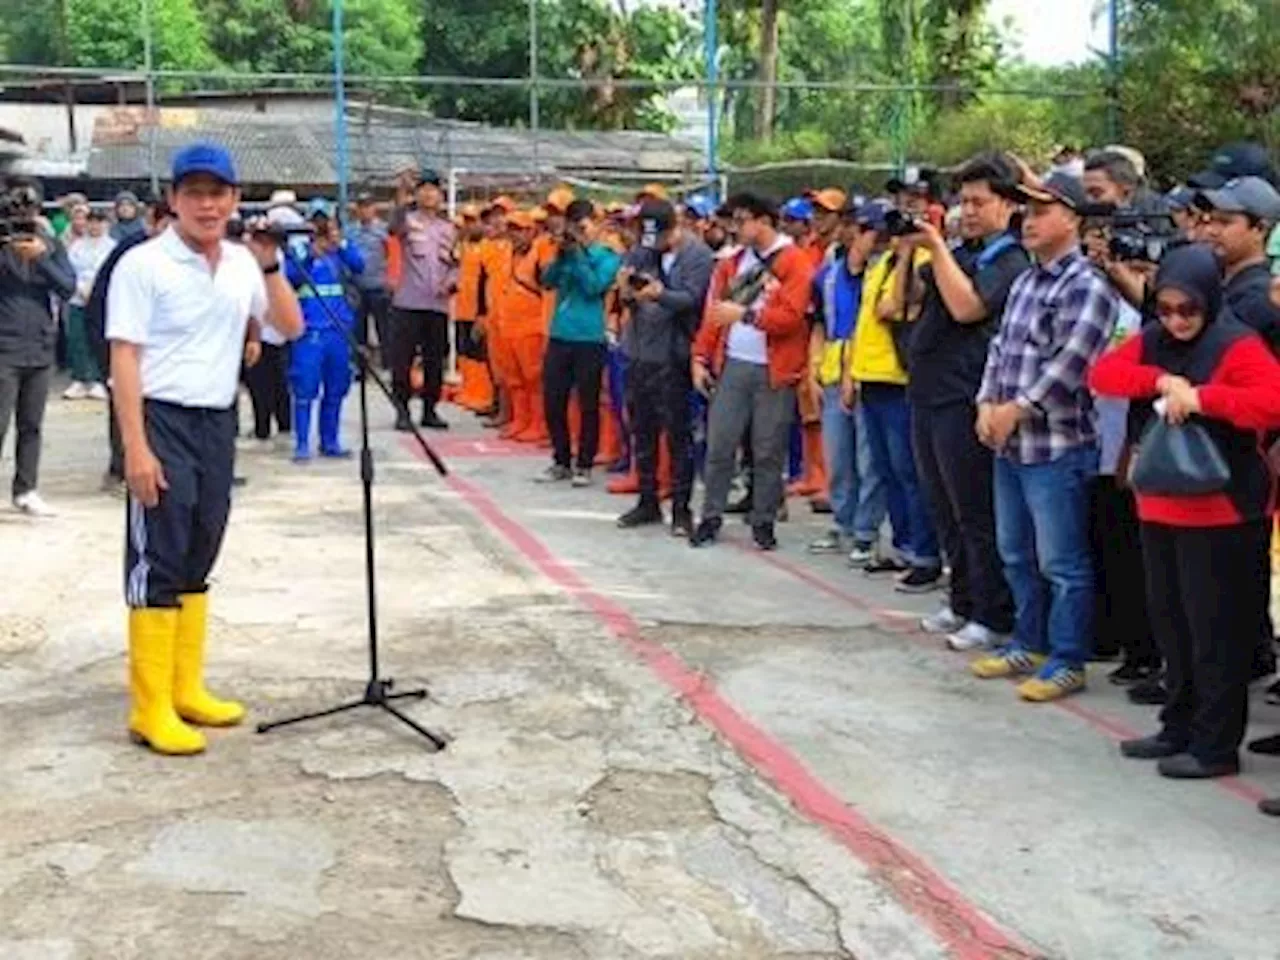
[262,262,281,276]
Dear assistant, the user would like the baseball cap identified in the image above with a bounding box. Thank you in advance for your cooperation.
[682,193,716,220]
[354,190,376,205]
[781,197,814,222]
[171,142,238,186]
[269,189,299,207]
[1188,142,1276,189]
[636,183,669,201]
[1015,171,1088,212]
[1198,176,1280,222]
[417,167,442,187]
[545,187,575,214]
[486,195,517,214]
[1165,186,1195,211]
[806,188,847,213]
[506,209,537,230]
[638,199,676,248]
[306,197,333,220]
[459,202,481,220]
[850,199,894,231]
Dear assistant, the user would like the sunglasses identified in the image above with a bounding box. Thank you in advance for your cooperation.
[1155,301,1203,321]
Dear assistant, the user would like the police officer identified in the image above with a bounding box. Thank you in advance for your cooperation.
[107,143,304,755]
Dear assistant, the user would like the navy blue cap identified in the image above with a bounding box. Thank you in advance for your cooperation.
[851,199,894,231]
[683,193,716,220]
[1188,142,1276,190]
[307,197,334,219]
[1016,171,1088,212]
[417,167,442,188]
[171,141,238,186]
[1165,186,1195,210]
[781,197,814,222]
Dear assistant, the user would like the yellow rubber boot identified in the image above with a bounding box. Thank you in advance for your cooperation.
[129,608,207,755]
[174,593,246,727]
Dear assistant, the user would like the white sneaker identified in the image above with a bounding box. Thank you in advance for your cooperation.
[946,622,1007,651]
[920,606,965,634]
[87,382,109,401]
[62,381,88,400]
[13,491,56,517]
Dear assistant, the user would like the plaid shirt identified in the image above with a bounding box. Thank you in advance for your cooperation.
[977,246,1119,465]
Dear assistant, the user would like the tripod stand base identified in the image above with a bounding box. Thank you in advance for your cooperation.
[256,678,447,751]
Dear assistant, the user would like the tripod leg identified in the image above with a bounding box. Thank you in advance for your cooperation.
[384,689,429,703]
[379,702,447,750]
[256,697,368,734]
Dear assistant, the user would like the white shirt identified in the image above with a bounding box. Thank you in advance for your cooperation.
[106,226,268,408]
[725,234,792,366]
[67,233,117,306]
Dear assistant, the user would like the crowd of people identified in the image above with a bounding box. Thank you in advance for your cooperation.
[4,136,1280,815]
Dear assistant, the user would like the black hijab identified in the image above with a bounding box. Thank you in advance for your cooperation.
[1143,243,1246,381]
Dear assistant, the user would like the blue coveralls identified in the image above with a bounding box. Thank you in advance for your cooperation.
[285,240,366,458]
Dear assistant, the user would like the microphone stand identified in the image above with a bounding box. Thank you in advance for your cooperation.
[255,234,448,750]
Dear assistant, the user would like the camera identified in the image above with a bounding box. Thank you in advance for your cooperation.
[0,186,41,243]
[884,209,922,237]
[1082,205,1178,265]
[627,271,655,290]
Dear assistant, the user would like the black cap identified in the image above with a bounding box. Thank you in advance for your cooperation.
[885,177,906,194]
[638,198,676,233]
[1015,171,1089,213]
[1187,142,1276,190]
[417,167,442,188]
[355,189,376,204]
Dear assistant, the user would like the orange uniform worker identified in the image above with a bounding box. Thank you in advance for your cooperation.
[453,205,493,412]
[494,210,550,443]
[477,198,515,426]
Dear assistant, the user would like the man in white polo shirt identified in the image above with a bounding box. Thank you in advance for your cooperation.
[107,143,303,755]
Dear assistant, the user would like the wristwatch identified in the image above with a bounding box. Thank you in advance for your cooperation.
[742,307,759,327]
[262,262,281,276]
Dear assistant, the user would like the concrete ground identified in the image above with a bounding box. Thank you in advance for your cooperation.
[2,387,1280,960]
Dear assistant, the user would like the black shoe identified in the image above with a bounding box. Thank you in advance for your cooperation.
[231,476,248,488]
[671,510,693,539]
[618,501,663,529]
[1259,796,1280,817]
[690,517,722,548]
[751,523,777,551]
[1120,734,1185,760]
[895,566,943,594]
[1128,677,1169,706]
[724,494,751,515]
[1109,660,1159,686]
[864,556,909,576]
[1157,753,1239,780]
[1248,734,1280,756]
[421,408,449,430]
[394,410,413,432]
[810,497,832,515]
[1251,648,1276,683]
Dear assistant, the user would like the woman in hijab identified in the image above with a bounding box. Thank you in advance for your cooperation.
[1090,243,1280,782]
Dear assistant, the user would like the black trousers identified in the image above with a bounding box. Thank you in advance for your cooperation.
[357,288,391,359]
[543,339,606,470]
[911,400,1013,632]
[125,401,236,609]
[388,308,448,408]
[0,362,51,498]
[107,390,125,480]
[243,343,291,440]
[1089,477,1156,664]
[630,361,694,512]
[1141,519,1271,765]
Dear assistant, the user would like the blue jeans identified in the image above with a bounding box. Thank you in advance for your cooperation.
[994,444,1098,672]
[860,384,938,567]
[820,386,885,542]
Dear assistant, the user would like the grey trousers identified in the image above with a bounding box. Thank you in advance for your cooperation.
[0,363,52,498]
[702,358,794,526]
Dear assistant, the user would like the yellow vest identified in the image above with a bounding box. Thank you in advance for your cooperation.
[851,247,931,385]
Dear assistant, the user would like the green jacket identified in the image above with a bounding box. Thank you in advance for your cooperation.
[541,243,621,343]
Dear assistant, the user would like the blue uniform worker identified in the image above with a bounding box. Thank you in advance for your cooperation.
[285,208,365,460]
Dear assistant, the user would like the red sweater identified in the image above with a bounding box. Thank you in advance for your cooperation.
[693,244,815,389]
[1089,332,1280,526]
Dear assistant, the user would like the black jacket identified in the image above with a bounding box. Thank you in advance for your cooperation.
[86,232,151,378]
[620,236,713,367]
[0,234,76,367]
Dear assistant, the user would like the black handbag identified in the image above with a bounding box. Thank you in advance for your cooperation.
[1129,416,1231,496]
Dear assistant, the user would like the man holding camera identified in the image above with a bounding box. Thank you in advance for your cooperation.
[902,154,1027,649]
[389,168,457,432]
[0,183,76,517]
[615,198,713,536]
[107,143,303,755]
[537,199,622,486]
[971,171,1120,702]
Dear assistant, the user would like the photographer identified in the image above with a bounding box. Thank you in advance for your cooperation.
[614,198,712,536]
[901,154,1028,648]
[0,181,76,517]
[536,198,622,487]
[106,143,303,756]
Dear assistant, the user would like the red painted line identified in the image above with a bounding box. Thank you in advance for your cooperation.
[737,534,1272,809]
[438,469,1037,960]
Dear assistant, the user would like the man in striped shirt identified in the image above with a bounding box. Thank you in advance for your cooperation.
[971,171,1120,703]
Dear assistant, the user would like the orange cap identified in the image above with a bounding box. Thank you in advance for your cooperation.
[459,202,481,220]
[506,210,537,230]
[545,186,575,213]
[487,195,517,213]
[806,188,847,213]
[637,182,668,201]
[530,206,549,222]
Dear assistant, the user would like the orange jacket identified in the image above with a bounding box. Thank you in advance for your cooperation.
[478,238,512,327]
[694,244,815,389]
[386,235,403,291]
[454,240,484,321]
[497,245,547,339]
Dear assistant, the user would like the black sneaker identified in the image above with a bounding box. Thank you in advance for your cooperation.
[864,556,908,576]
[690,517,722,548]
[1158,753,1239,780]
[618,501,663,529]
[1120,734,1184,760]
[1248,734,1280,756]
[394,410,413,432]
[751,523,777,551]
[1109,660,1160,686]
[534,464,572,484]
[421,408,450,430]
[895,566,943,594]
[810,497,832,515]
[1128,676,1169,706]
[1259,796,1280,817]
[671,510,693,539]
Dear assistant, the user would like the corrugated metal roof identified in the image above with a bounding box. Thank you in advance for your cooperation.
[86,106,702,187]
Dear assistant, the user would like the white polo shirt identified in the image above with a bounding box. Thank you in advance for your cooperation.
[107,227,268,408]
